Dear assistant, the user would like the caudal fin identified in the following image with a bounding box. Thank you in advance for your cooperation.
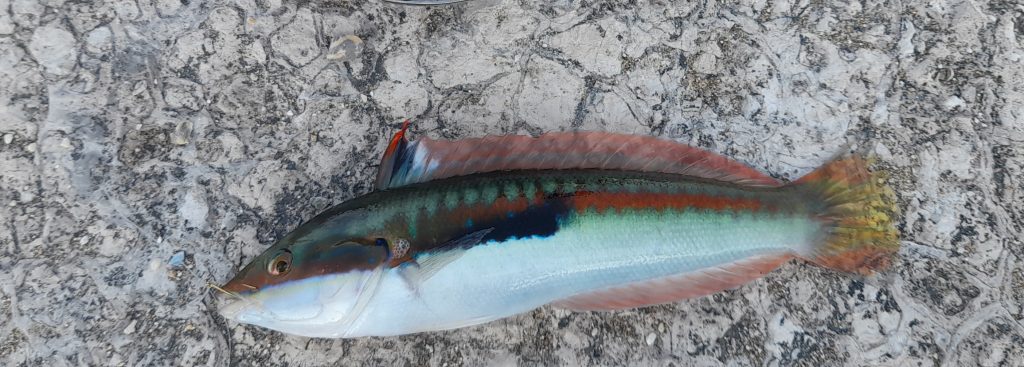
[790,156,900,274]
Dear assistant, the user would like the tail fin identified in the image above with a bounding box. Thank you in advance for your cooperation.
[790,156,900,274]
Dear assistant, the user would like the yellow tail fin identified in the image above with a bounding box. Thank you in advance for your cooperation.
[791,156,900,274]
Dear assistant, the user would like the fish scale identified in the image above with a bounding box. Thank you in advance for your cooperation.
[347,201,819,336]
[365,170,807,261]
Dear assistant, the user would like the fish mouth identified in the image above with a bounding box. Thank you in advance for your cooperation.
[216,293,246,320]
[216,293,274,325]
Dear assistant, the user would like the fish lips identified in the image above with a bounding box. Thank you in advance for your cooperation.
[217,293,274,325]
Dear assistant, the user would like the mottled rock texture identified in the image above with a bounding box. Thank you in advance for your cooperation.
[1,0,1023,366]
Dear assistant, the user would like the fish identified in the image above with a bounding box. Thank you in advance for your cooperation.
[216,123,899,338]
[381,0,474,5]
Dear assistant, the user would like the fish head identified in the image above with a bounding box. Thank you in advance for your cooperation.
[217,232,391,337]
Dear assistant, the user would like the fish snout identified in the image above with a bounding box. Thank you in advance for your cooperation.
[216,292,246,321]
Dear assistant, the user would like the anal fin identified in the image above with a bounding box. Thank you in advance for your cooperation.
[551,254,793,311]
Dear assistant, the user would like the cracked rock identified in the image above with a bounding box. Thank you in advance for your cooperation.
[28,24,77,76]
[2,0,1022,366]
[272,8,321,66]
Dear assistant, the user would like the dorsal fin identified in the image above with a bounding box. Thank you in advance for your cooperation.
[375,119,413,189]
[375,123,782,190]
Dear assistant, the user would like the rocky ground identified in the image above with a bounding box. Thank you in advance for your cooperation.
[1,0,1023,366]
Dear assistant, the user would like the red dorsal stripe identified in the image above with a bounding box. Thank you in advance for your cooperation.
[376,127,782,190]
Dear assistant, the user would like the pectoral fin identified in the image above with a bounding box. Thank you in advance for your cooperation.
[397,228,494,293]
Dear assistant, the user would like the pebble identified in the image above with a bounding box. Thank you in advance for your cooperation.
[171,121,192,145]
[942,96,965,111]
[124,320,137,335]
[169,251,186,269]
[645,332,657,346]
[3,133,12,144]
[25,142,36,152]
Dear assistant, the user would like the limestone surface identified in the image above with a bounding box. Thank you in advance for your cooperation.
[1,0,1022,366]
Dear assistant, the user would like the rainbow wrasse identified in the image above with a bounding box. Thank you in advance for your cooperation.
[381,0,472,5]
[217,124,899,338]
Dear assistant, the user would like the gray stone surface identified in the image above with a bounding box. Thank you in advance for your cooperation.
[1,0,1022,366]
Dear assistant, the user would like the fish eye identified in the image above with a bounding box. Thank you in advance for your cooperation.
[268,250,292,276]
